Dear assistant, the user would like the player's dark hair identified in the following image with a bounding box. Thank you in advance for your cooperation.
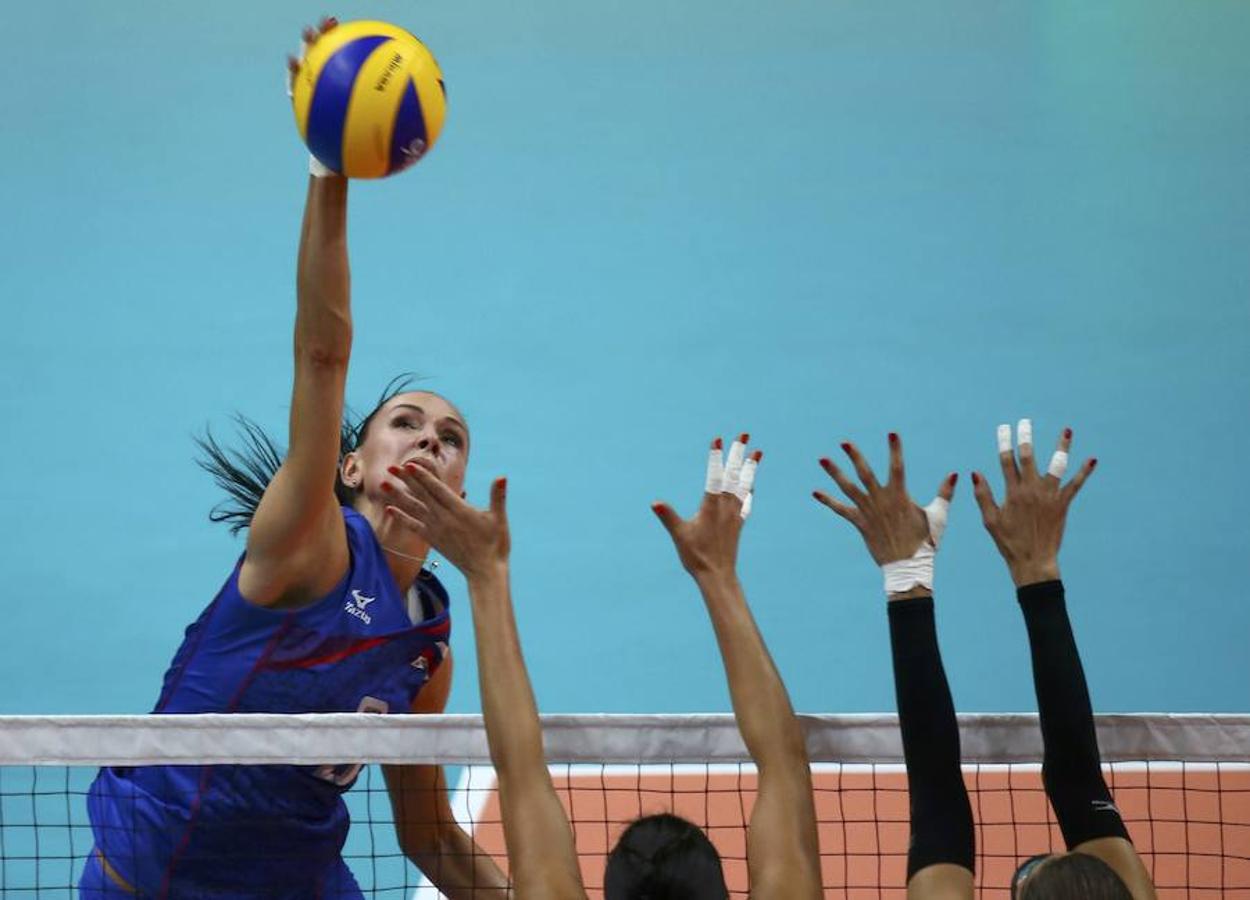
[195,374,426,534]
[604,813,728,900]
[1017,852,1134,899]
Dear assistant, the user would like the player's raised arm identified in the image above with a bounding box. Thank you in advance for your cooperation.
[386,465,587,900]
[238,18,354,608]
[652,435,822,900]
[814,434,972,900]
[974,422,1156,900]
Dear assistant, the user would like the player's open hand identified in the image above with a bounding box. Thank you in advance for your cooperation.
[971,420,1096,587]
[652,434,760,581]
[382,463,511,580]
[813,433,957,567]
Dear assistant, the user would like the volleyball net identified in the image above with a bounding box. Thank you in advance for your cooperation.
[1,713,1247,898]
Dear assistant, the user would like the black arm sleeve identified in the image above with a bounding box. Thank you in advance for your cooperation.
[1018,579,1131,848]
[888,597,975,879]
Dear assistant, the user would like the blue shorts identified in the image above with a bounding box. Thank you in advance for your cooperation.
[78,847,365,900]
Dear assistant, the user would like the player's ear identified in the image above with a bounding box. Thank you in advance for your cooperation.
[341,452,363,490]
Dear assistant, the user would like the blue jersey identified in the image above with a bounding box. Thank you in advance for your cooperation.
[85,508,451,898]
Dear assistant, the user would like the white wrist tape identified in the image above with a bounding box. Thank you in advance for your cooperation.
[309,154,337,178]
[881,497,950,593]
[997,423,1012,454]
[1047,450,1069,479]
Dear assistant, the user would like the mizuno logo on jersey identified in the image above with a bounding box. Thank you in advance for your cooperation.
[345,589,376,625]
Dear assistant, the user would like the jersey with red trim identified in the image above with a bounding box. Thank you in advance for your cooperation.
[85,507,450,898]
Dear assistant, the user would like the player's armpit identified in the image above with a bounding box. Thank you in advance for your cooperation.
[906,862,975,900]
[1072,837,1158,900]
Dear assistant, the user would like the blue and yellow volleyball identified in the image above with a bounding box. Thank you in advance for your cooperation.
[292,21,447,179]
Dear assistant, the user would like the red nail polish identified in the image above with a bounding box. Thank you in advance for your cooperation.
[1064,428,1073,440]
[949,473,958,485]
[888,432,899,445]
[971,472,981,486]
[739,432,749,444]
[841,442,852,453]
[751,450,763,462]
[712,437,723,450]
[819,457,831,468]
[381,481,393,493]
[1090,458,1098,469]
[811,491,822,500]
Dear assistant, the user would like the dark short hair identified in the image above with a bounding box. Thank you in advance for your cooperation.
[1018,852,1134,900]
[604,813,728,900]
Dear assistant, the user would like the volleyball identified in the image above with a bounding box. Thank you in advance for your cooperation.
[291,20,447,179]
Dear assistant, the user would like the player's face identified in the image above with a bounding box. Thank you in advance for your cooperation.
[356,391,470,498]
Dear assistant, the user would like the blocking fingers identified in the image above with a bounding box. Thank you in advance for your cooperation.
[1044,426,1073,485]
[887,432,905,489]
[997,423,1020,485]
[970,471,999,523]
[936,472,958,503]
[812,490,859,526]
[1061,457,1098,504]
[1016,418,1038,479]
[651,501,683,535]
[819,457,865,504]
[841,441,880,492]
[385,503,429,538]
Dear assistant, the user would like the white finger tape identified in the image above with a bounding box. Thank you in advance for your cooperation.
[997,424,1012,454]
[924,496,950,547]
[1047,450,1069,479]
[734,457,758,502]
[705,445,725,494]
[722,440,746,495]
[1017,418,1033,447]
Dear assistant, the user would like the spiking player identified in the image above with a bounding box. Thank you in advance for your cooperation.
[79,19,509,899]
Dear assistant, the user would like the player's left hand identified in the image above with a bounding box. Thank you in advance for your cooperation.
[652,434,761,580]
[383,463,511,580]
[813,433,957,566]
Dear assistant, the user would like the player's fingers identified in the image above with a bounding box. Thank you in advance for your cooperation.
[997,423,1020,486]
[1016,418,1038,480]
[1044,426,1073,486]
[721,433,749,496]
[734,449,761,504]
[651,502,683,535]
[384,504,429,538]
[1061,457,1098,504]
[841,441,881,493]
[402,463,459,509]
[705,437,725,495]
[380,478,431,520]
[819,457,866,504]
[812,490,860,526]
[489,477,507,519]
[970,471,999,522]
[936,472,958,504]
[318,15,338,34]
[887,432,905,490]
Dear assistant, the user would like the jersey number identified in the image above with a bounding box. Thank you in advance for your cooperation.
[312,696,389,787]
